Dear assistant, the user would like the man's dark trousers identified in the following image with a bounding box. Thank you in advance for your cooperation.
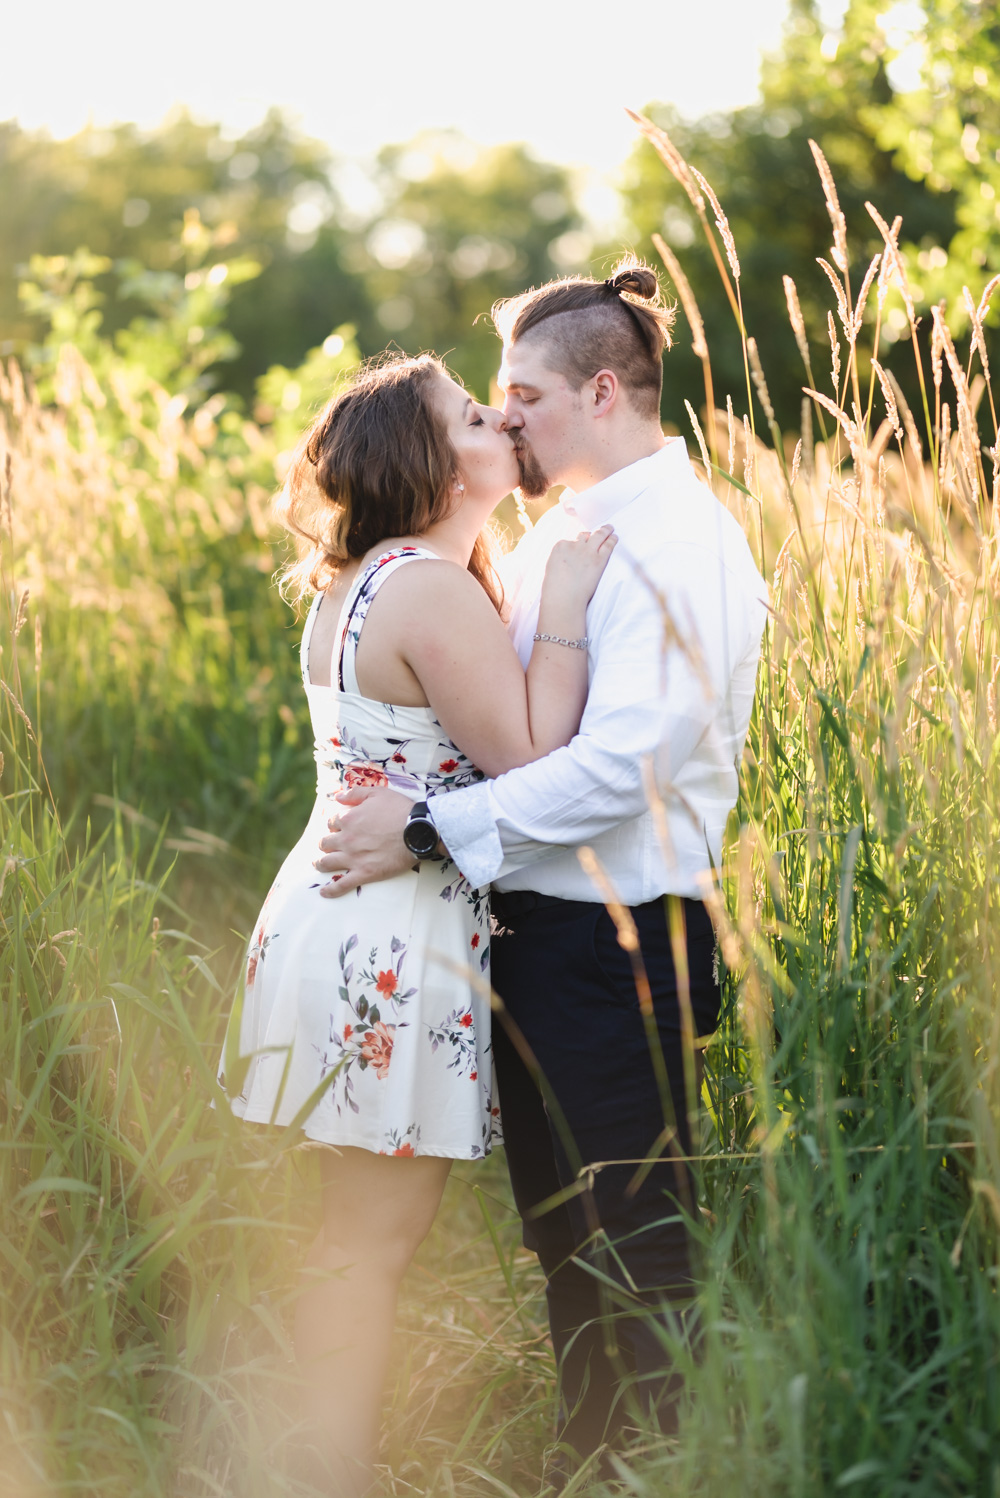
[490,889,720,1460]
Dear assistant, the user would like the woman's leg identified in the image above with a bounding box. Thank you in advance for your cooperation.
[293,1145,452,1494]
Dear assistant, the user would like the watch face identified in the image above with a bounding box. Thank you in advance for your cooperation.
[403,817,439,859]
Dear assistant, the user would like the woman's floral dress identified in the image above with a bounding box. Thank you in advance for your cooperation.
[219,549,501,1158]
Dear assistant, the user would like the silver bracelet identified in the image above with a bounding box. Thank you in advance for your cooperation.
[533,632,589,650]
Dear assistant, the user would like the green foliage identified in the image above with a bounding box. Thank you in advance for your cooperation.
[611,88,1000,1490]
[4,11,1000,1491]
[255,324,360,455]
[861,0,1000,306]
[350,134,581,399]
[0,116,581,408]
[0,111,348,385]
[5,2,997,422]
[2,241,362,941]
[688,643,1000,1492]
[19,228,261,406]
[616,0,1000,435]
[0,664,550,1494]
[5,143,1000,1487]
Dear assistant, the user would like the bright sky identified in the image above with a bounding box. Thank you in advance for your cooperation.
[5,0,799,207]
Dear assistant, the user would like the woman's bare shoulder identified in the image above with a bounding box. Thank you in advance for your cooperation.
[377,557,495,610]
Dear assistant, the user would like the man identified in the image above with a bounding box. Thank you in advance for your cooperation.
[316,260,767,1466]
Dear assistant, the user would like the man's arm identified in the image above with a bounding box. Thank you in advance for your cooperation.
[318,546,760,895]
[432,544,753,886]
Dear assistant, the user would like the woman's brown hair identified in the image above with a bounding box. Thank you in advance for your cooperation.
[277,353,502,611]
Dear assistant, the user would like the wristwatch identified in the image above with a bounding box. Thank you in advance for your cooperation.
[403,800,443,860]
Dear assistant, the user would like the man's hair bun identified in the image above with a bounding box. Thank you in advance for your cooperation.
[606,264,660,301]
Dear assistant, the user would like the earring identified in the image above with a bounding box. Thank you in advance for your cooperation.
[457,483,465,492]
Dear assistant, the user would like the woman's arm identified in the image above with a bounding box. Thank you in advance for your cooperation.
[517,525,617,764]
[354,530,616,778]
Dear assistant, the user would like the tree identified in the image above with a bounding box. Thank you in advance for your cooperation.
[1,116,583,408]
[617,0,958,432]
[0,111,357,389]
[342,132,581,399]
[860,0,1000,314]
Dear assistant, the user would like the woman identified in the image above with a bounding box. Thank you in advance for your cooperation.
[218,353,615,1492]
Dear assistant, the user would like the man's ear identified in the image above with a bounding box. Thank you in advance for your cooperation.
[590,368,619,417]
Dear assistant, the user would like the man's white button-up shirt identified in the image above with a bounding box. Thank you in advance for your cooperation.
[431,438,768,902]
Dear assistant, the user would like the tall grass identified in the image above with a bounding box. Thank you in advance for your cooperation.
[2,129,999,1496]
[631,116,1000,1494]
[1,247,360,937]
[0,517,550,1496]
[0,267,554,1497]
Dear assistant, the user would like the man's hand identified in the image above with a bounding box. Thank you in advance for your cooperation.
[314,786,415,897]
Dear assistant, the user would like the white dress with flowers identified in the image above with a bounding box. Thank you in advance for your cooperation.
[219,548,501,1158]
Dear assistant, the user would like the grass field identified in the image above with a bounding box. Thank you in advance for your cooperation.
[2,128,999,1496]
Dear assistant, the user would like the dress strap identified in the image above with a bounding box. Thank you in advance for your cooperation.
[299,592,324,686]
[336,547,440,695]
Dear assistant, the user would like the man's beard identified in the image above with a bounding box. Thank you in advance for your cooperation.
[514,440,550,500]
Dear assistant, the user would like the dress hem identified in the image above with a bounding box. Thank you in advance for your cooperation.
[228,1099,500,1159]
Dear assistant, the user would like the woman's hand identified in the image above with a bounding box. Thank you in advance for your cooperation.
[540,524,618,617]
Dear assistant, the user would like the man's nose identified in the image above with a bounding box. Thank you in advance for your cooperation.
[503,404,524,431]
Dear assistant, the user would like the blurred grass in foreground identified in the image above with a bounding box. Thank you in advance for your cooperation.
[3,124,1000,1496]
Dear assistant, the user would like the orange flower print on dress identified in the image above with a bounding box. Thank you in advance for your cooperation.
[383,1124,421,1155]
[345,763,390,789]
[246,953,259,986]
[427,1004,480,1079]
[438,758,459,773]
[471,933,480,949]
[361,1021,395,1079]
[470,1071,477,1081]
[317,934,418,1116]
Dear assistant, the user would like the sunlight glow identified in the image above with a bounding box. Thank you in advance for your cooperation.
[6,0,790,179]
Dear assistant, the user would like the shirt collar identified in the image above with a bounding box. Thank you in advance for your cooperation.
[559,438,692,528]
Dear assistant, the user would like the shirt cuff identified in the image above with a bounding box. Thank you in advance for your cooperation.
[429,782,503,889]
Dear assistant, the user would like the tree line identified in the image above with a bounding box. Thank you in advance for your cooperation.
[1,0,993,431]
